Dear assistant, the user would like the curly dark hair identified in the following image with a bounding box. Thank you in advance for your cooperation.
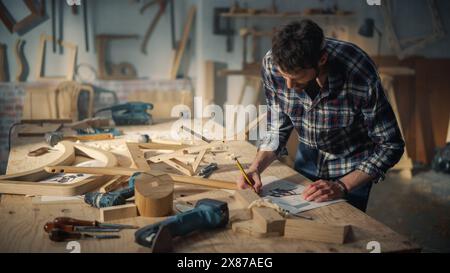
[272,20,325,74]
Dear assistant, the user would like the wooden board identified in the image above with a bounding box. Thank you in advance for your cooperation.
[284,219,351,245]
[99,203,138,222]
[0,121,421,253]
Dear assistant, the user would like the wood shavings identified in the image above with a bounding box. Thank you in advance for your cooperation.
[247,198,290,217]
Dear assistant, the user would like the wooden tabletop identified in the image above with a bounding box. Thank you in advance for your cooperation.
[0,121,420,253]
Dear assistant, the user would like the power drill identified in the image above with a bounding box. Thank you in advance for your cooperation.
[135,199,229,251]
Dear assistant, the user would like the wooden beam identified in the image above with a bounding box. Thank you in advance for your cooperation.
[170,6,196,79]
[284,219,351,245]
[147,141,224,163]
[234,189,285,234]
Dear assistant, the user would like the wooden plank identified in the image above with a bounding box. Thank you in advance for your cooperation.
[99,203,137,222]
[0,43,8,81]
[170,6,196,79]
[126,143,151,171]
[284,219,351,245]
[147,141,224,163]
[163,158,194,176]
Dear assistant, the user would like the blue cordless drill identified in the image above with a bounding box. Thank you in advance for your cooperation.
[135,198,229,252]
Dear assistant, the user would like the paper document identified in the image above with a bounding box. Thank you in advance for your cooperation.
[260,176,345,214]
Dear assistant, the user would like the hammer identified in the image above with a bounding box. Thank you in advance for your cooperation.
[45,132,114,147]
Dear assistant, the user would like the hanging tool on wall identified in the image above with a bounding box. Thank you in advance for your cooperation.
[58,0,64,54]
[82,0,89,52]
[135,199,229,252]
[14,39,29,81]
[140,0,168,55]
[169,0,176,49]
[51,0,57,53]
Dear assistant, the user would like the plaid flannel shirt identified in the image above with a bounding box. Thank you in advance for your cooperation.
[259,38,405,181]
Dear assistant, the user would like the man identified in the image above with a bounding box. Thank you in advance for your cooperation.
[236,20,405,212]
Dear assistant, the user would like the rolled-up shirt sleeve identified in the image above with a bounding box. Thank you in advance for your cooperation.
[258,60,293,157]
[356,78,405,180]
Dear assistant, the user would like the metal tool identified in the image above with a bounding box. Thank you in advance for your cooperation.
[135,198,229,252]
[44,222,120,233]
[181,125,212,143]
[28,147,56,157]
[53,217,139,230]
[49,229,120,242]
[94,102,153,126]
[198,163,218,178]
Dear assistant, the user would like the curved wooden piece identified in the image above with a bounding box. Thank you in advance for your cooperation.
[135,173,174,217]
[0,141,75,182]
[73,143,118,168]
[0,143,118,196]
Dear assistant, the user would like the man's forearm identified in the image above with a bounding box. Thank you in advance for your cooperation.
[249,150,278,173]
[340,170,375,192]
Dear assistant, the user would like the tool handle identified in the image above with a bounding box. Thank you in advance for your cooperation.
[54,217,97,227]
[44,222,75,233]
[49,229,82,242]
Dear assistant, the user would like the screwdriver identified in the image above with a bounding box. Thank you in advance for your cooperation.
[53,217,139,229]
[49,229,120,242]
[44,222,120,233]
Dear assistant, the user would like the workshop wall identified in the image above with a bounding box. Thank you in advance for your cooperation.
[1,0,450,172]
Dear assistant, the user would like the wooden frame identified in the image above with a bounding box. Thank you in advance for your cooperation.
[0,142,118,196]
[95,34,139,80]
[0,0,47,35]
[36,34,78,81]
[381,0,445,59]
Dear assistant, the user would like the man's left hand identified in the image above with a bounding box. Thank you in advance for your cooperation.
[302,180,345,202]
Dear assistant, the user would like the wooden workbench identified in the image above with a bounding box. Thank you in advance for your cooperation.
[0,121,420,253]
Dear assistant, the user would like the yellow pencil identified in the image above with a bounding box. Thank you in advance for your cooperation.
[234,158,256,192]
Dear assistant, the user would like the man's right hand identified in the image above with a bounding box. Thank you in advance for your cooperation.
[236,168,262,193]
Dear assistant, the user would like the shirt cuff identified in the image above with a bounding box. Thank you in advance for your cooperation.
[355,161,385,183]
[257,133,288,157]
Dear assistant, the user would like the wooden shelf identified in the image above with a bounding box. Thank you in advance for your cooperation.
[220,12,354,19]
